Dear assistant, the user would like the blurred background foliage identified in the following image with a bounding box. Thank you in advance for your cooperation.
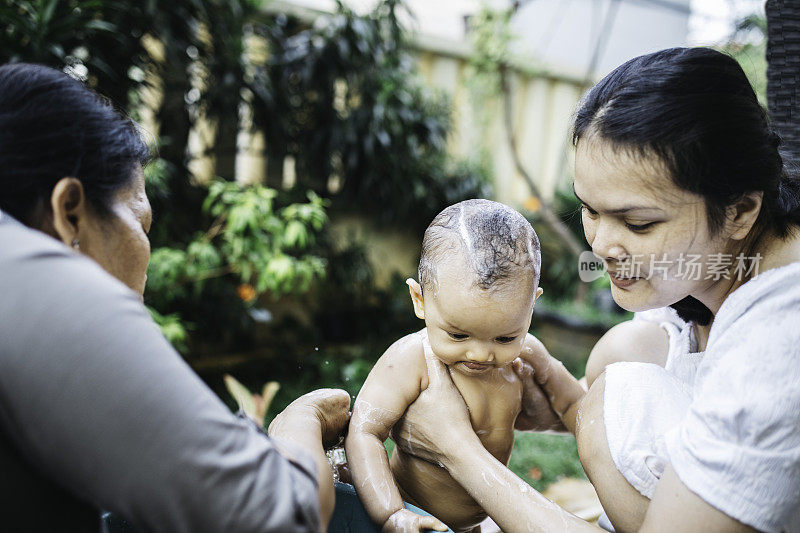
[0,0,490,394]
[255,1,492,228]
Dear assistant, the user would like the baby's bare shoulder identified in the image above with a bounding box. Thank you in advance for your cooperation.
[351,332,429,431]
[370,330,428,387]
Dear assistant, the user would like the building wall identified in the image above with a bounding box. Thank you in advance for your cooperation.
[510,0,691,79]
[413,42,585,208]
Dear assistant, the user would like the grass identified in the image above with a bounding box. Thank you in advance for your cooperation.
[508,431,586,492]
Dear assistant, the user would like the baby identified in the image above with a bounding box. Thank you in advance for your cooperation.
[345,199,544,532]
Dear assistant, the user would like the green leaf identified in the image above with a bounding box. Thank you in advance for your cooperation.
[283,220,307,248]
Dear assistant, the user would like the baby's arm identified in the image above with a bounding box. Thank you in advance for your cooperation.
[345,334,448,532]
[515,334,586,433]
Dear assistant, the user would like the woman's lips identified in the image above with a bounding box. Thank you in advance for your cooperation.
[609,272,640,288]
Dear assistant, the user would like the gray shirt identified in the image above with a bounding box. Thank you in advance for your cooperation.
[0,211,320,532]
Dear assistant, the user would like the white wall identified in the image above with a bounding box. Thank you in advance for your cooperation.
[510,0,691,79]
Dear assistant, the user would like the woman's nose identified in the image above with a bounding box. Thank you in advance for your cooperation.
[591,222,628,263]
[600,245,629,264]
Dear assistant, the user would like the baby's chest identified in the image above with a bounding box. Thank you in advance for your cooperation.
[451,371,522,456]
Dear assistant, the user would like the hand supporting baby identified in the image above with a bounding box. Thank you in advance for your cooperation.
[391,339,477,468]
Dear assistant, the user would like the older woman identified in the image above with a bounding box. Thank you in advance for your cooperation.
[0,63,350,532]
[391,47,800,532]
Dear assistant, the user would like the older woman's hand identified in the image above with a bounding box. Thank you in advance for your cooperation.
[269,388,351,447]
[269,388,352,528]
[391,344,475,466]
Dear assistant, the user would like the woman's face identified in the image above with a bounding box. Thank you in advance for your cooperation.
[81,165,152,297]
[574,136,737,313]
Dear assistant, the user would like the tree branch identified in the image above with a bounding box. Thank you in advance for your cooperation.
[498,64,586,260]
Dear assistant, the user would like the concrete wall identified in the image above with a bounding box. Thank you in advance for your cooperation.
[413,40,585,207]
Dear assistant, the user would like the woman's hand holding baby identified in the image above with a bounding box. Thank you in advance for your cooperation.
[513,356,568,433]
[391,341,479,468]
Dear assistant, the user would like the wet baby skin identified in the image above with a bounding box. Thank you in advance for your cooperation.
[346,257,542,532]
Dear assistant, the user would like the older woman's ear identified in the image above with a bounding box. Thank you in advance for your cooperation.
[49,177,88,248]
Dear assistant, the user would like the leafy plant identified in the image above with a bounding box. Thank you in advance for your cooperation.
[148,306,190,352]
[5,0,493,349]
[0,1,117,74]
[224,374,280,428]
[145,179,329,346]
[253,0,492,229]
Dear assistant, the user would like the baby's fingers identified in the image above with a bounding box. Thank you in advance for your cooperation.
[512,357,533,381]
[418,515,449,532]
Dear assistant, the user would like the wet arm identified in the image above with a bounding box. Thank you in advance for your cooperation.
[443,433,599,532]
[517,336,587,434]
[443,426,750,533]
[269,389,352,530]
[345,337,425,526]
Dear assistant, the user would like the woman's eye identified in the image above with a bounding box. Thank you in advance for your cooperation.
[581,204,598,216]
[625,221,657,232]
[448,332,468,340]
[496,336,516,344]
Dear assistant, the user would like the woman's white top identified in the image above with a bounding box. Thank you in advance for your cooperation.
[604,262,800,533]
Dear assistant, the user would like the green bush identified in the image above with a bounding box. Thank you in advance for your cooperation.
[145,177,329,350]
[256,0,492,231]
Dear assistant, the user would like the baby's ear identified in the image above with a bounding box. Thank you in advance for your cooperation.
[533,286,544,305]
[406,278,425,320]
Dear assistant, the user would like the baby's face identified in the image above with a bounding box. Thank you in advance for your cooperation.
[421,257,538,376]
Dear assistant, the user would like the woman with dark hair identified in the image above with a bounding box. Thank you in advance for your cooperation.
[0,63,350,532]
[386,48,800,532]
